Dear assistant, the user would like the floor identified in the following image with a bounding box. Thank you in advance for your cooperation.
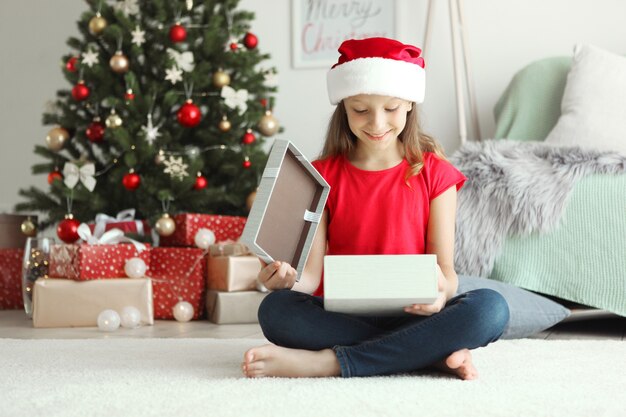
[0,310,624,340]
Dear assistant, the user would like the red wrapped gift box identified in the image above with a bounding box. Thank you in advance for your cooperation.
[49,243,150,280]
[87,210,151,237]
[0,248,23,310]
[150,247,206,320]
[159,213,246,247]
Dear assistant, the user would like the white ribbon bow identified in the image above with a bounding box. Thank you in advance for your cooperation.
[63,162,96,192]
[221,86,249,115]
[77,223,146,253]
[93,209,144,237]
[167,48,195,72]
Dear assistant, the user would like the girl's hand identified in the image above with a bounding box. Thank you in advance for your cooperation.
[257,260,297,290]
[404,264,448,316]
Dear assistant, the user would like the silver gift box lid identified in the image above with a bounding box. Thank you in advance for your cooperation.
[240,140,330,281]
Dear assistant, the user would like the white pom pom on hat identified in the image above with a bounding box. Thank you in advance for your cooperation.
[326,37,426,105]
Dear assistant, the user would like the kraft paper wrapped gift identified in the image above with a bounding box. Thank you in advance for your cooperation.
[207,255,261,291]
[240,140,330,280]
[206,290,267,324]
[208,242,250,257]
[150,247,206,320]
[159,213,247,247]
[49,242,150,280]
[0,248,24,310]
[32,278,154,328]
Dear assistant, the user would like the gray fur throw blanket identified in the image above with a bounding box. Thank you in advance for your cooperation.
[449,140,626,277]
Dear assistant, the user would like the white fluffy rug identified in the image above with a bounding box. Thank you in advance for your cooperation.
[1,338,624,417]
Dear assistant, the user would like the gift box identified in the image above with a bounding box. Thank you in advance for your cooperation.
[209,242,250,257]
[49,243,150,280]
[207,255,261,291]
[150,247,206,320]
[206,290,267,324]
[159,213,246,247]
[0,214,35,249]
[32,278,154,328]
[240,140,329,280]
[0,248,24,310]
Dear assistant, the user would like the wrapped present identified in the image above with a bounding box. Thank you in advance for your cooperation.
[206,290,267,324]
[159,213,246,247]
[0,248,24,310]
[0,214,38,310]
[207,255,261,291]
[88,209,150,237]
[32,278,153,328]
[1,214,36,249]
[209,242,250,257]
[150,247,206,320]
[49,243,150,280]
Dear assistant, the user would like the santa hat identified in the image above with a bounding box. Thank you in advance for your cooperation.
[327,37,426,105]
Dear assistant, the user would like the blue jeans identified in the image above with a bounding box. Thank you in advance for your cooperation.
[257,288,509,377]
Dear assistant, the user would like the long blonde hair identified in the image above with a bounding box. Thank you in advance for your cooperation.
[319,101,447,182]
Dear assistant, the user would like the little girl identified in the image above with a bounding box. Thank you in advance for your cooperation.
[242,37,509,380]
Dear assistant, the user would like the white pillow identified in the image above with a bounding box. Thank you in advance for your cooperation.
[545,43,626,155]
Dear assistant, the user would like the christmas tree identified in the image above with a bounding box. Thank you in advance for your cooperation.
[15,0,279,240]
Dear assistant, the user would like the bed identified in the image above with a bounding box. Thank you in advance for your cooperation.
[452,45,626,318]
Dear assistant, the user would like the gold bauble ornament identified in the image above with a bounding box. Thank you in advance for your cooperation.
[155,213,176,237]
[155,150,166,165]
[88,13,108,36]
[45,126,70,151]
[105,109,123,129]
[218,116,231,132]
[212,69,231,88]
[20,218,37,237]
[246,189,257,212]
[109,51,129,74]
[257,110,279,136]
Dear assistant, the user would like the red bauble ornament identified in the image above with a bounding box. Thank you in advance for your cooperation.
[66,56,78,72]
[177,100,201,127]
[194,174,208,190]
[229,42,239,51]
[47,170,63,184]
[86,119,105,143]
[260,98,268,108]
[72,81,90,101]
[122,171,141,191]
[242,158,252,169]
[125,89,135,101]
[242,130,256,145]
[169,23,187,43]
[243,32,258,49]
[57,216,81,244]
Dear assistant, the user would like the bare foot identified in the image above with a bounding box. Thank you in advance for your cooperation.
[434,349,478,380]
[241,344,341,378]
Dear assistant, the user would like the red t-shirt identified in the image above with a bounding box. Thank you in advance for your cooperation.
[311,152,466,296]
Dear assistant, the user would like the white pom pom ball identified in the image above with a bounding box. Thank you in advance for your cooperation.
[173,301,194,322]
[97,309,121,332]
[194,228,215,249]
[120,306,141,328]
[124,257,147,278]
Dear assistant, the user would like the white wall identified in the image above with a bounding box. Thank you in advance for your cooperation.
[2,0,626,214]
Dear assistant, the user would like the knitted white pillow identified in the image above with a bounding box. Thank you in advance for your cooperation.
[545,44,626,155]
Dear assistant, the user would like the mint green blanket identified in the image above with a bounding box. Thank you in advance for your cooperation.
[489,57,625,316]
[491,175,626,316]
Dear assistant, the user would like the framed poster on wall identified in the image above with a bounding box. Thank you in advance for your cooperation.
[291,0,397,68]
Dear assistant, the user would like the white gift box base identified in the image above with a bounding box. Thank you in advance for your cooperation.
[323,255,438,316]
